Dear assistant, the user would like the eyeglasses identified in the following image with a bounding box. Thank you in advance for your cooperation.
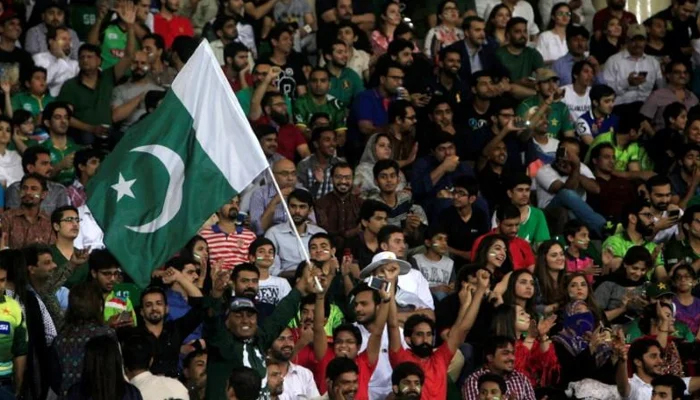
[98,270,122,278]
[60,217,81,223]
[453,190,469,197]
[638,212,655,219]
[556,11,572,17]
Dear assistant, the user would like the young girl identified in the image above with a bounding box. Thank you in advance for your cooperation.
[536,2,572,63]
[0,115,22,188]
[502,269,536,315]
[423,0,464,60]
[671,265,700,336]
[473,234,513,289]
[564,220,599,284]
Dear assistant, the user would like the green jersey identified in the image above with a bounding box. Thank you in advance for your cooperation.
[38,137,82,186]
[585,132,653,171]
[664,238,700,270]
[625,319,695,343]
[288,303,344,336]
[328,68,363,106]
[293,94,347,132]
[496,47,544,81]
[50,245,88,289]
[603,231,664,280]
[10,92,54,117]
[517,96,574,139]
[519,206,551,244]
[0,296,27,379]
[104,291,137,325]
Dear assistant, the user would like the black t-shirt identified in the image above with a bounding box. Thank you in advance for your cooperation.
[346,232,377,270]
[437,205,490,267]
[258,53,307,98]
[478,165,512,213]
[458,101,496,161]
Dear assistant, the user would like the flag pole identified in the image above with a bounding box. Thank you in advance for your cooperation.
[266,166,311,264]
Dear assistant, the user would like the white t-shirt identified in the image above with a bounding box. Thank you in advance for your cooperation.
[535,31,568,63]
[130,371,189,400]
[535,163,595,208]
[398,269,435,310]
[561,84,591,121]
[411,254,455,287]
[531,136,560,161]
[652,209,683,244]
[257,275,292,306]
[624,374,691,400]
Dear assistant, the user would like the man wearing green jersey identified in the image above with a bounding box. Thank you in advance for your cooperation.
[294,67,347,137]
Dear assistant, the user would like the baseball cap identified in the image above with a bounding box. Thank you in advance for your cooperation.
[535,68,559,83]
[646,282,674,299]
[229,296,258,313]
[627,24,647,40]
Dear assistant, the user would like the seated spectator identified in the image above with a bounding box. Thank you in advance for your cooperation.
[111,50,163,136]
[585,113,654,178]
[484,5,510,47]
[370,2,402,57]
[7,66,54,119]
[346,200,391,268]
[3,173,55,249]
[563,220,598,283]
[322,40,363,107]
[426,45,467,113]
[447,16,506,91]
[645,175,681,244]
[460,72,498,163]
[390,362,424,399]
[517,68,574,140]
[222,42,253,92]
[182,349,207,400]
[561,60,595,122]
[141,33,178,88]
[423,0,464,60]
[88,249,136,328]
[525,102,560,166]
[293,67,347,137]
[670,144,700,208]
[602,200,665,280]
[641,60,698,132]
[199,196,256,270]
[384,100,418,169]
[269,327,320,399]
[665,205,700,274]
[498,173,551,245]
[483,1,540,42]
[587,142,638,221]
[411,225,454,301]
[354,133,407,197]
[67,148,102,208]
[266,189,326,277]
[592,0,638,40]
[0,116,23,187]
[209,16,240,66]
[595,245,652,324]
[24,2,80,59]
[552,25,600,87]
[296,127,344,199]
[247,237,291,306]
[6,146,69,214]
[319,21,370,83]
[535,3,572,64]
[255,91,310,161]
[229,263,275,323]
[535,138,605,237]
[315,162,363,248]
[0,12,35,84]
[32,27,78,98]
[590,16,623,65]
[645,102,687,175]
[575,84,618,146]
[603,24,663,113]
[472,203,535,272]
[123,334,190,399]
[495,18,544,89]
[259,25,308,99]
[670,265,700,335]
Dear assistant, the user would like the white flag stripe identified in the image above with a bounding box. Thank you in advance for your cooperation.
[171,40,268,191]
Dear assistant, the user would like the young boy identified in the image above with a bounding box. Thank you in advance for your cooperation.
[575,84,618,146]
[410,226,454,301]
[7,66,54,118]
[248,237,291,306]
[564,219,599,284]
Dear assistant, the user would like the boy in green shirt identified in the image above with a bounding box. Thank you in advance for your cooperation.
[504,172,551,245]
[8,66,54,118]
[88,249,137,328]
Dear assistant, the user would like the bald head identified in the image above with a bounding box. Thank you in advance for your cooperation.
[272,158,296,188]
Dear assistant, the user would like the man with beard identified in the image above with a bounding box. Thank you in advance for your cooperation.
[294,68,348,136]
[87,249,136,327]
[665,204,700,273]
[615,337,700,400]
[202,0,256,57]
[517,68,575,140]
[183,349,207,400]
[385,39,433,108]
[154,0,194,48]
[266,189,327,277]
[25,2,80,59]
[593,0,638,36]
[585,113,654,178]
[211,15,240,66]
[650,0,697,62]
[311,282,388,399]
[256,89,310,161]
[315,162,363,248]
[204,257,319,400]
[462,72,499,163]
[350,61,403,140]
[670,145,700,208]
[447,17,504,90]
[641,60,698,131]
[602,200,665,280]
[266,359,285,400]
[269,327,319,399]
[495,17,543,87]
[330,21,369,82]
[323,40,363,108]
[259,25,307,99]
[391,362,424,400]
[128,269,202,378]
[222,42,253,92]
[32,102,79,187]
[646,175,682,243]
[427,47,465,109]
[230,263,275,322]
[476,102,519,205]
[142,33,177,88]
[3,173,55,249]
[32,26,79,96]
[88,0,148,70]
[389,267,490,400]
[463,336,536,400]
[200,196,257,270]
[535,138,605,237]
[111,50,163,135]
[384,101,418,170]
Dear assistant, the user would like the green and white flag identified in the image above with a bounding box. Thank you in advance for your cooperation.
[87,40,268,287]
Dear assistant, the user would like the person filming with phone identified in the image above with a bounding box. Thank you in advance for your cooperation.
[516,68,575,140]
[645,176,683,244]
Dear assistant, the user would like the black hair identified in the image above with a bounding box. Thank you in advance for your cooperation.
[142,33,165,51]
[547,2,572,30]
[50,205,79,231]
[651,374,687,400]
[20,172,47,191]
[622,245,653,270]
[486,4,510,37]
[664,59,690,75]
[73,148,103,178]
[682,204,700,230]
[12,109,32,126]
[391,362,425,386]
[262,91,284,110]
[231,263,260,281]
[145,90,166,112]
[78,43,101,58]
[388,99,413,123]
[309,112,332,128]
[227,367,262,400]
[378,225,403,246]
[387,38,413,58]
[288,188,314,208]
[566,24,590,40]
[403,314,435,337]
[22,244,52,268]
[425,223,449,242]
[122,333,154,372]
[563,219,587,243]
[462,15,484,31]
[677,143,700,159]
[249,237,276,255]
[496,203,520,222]
[300,293,331,318]
[171,36,199,65]
[427,95,453,114]
[311,126,335,144]
[88,249,120,272]
[359,200,391,223]
[332,323,363,347]
[183,348,207,370]
[24,65,48,86]
[45,25,69,48]
[373,159,400,181]
[165,255,198,272]
[617,112,643,134]
[139,285,168,306]
[438,46,461,63]
[473,234,513,272]
[628,338,661,367]
[590,84,616,104]
[470,70,495,88]
[429,130,456,150]
[639,302,673,334]
[326,357,358,383]
[505,173,531,191]
[223,41,249,62]
[213,14,237,34]
[623,199,651,227]
[309,232,335,249]
[571,60,594,84]
[21,145,51,174]
[502,269,536,316]
[41,100,72,126]
[394,22,414,38]
[330,161,352,178]
[349,282,381,307]
[478,373,508,394]
[0,250,28,304]
[483,335,515,356]
[322,39,347,61]
[663,102,686,127]
[80,336,127,400]
[506,16,528,33]
[645,175,672,193]
[452,175,479,196]
[589,142,615,162]
[269,23,293,42]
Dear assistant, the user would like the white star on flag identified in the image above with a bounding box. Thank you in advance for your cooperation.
[111,173,136,202]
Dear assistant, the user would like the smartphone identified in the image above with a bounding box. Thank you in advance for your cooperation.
[669,209,681,219]
[302,24,313,34]
[364,277,388,291]
[638,71,648,77]
[514,119,531,129]
[556,147,568,160]
[117,311,131,323]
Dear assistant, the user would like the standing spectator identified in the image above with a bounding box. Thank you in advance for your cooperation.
[199,196,256,270]
[88,249,136,327]
[87,1,145,70]
[154,0,194,49]
[424,0,464,60]
[6,146,69,214]
[536,2,572,64]
[67,148,101,208]
[32,26,80,97]
[496,17,544,84]
[24,1,80,59]
[315,162,363,247]
[603,24,663,112]
[296,127,343,199]
[53,282,116,396]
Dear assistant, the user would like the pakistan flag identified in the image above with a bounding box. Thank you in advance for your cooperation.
[87,41,268,287]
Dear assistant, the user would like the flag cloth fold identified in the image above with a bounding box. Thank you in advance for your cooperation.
[86,40,268,287]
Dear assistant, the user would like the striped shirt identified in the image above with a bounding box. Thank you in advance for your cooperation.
[463,367,536,400]
[199,224,257,270]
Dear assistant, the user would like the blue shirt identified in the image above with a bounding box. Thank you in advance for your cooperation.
[552,53,606,86]
[349,89,389,147]
[166,289,202,346]
[575,110,620,139]
[411,156,476,220]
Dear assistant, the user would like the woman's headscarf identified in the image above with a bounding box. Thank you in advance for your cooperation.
[553,300,613,366]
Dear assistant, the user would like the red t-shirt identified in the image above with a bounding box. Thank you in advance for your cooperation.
[154,13,194,48]
[292,344,318,372]
[254,116,307,161]
[389,343,454,400]
[315,349,376,400]
[470,230,535,271]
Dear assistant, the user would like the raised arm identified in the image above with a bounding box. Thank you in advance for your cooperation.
[313,290,328,361]
[446,270,488,353]
[367,285,391,366]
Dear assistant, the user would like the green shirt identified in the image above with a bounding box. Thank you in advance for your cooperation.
[288,303,344,336]
[519,206,551,244]
[625,319,695,343]
[100,23,127,70]
[10,92,54,117]
[517,96,574,139]
[39,137,81,186]
[664,238,700,270]
[0,296,27,379]
[70,4,98,40]
[293,94,347,132]
[495,46,544,81]
[103,290,137,325]
[329,67,364,106]
[57,68,116,127]
[585,132,653,171]
[50,245,89,289]
[603,231,664,280]
[235,87,293,117]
